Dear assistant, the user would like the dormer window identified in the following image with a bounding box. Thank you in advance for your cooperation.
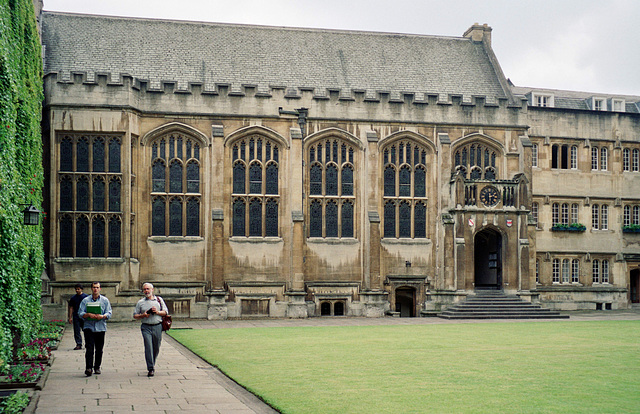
[532,93,554,108]
[611,99,625,112]
[592,97,606,111]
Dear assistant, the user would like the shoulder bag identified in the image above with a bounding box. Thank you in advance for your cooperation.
[157,296,172,331]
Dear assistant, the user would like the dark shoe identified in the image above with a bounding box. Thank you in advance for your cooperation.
[93,367,101,375]
[84,369,92,376]
[147,370,154,377]
[74,345,82,350]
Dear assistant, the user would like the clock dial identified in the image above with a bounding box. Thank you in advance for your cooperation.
[480,186,500,207]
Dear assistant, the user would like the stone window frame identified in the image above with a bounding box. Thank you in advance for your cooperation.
[381,134,432,239]
[57,132,123,258]
[305,129,362,239]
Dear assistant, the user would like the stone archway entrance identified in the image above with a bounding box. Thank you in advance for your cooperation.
[631,269,640,304]
[474,228,502,289]
[395,287,416,317]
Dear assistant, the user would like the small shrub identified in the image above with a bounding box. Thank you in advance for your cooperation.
[0,391,30,414]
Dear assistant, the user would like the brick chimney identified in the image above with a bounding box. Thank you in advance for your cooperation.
[463,23,492,46]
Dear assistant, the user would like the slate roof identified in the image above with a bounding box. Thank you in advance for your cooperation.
[42,12,509,102]
[511,86,640,114]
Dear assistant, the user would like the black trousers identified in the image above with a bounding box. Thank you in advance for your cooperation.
[83,329,105,370]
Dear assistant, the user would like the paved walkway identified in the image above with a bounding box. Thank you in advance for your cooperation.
[36,310,640,413]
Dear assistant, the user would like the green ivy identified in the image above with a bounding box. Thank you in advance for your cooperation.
[0,0,44,367]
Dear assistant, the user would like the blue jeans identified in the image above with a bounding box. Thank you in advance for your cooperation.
[141,323,163,371]
[72,315,84,346]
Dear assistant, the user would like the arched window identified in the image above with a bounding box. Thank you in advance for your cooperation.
[108,216,121,257]
[624,205,631,226]
[77,137,89,172]
[561,203,569,225]
[60,176,73,211]
[571,259,579,283]
[623,148,630,172]
[633,149,639,172]
[92,177,105,212]
[592,260,600,283]
[231,135,280,237]
[562,259,570,283]
[552,259,560,283]
[149,133,202,237]
[455,141,498,178]
[592,204,599,229]
[383,138,429,238]
[60,215,73,257]
[76,215,89,258]
[552,203,559,225]
[76,176,89,211]
[109,177,121,212]
[93,137,105,172]
[532,144,538,168]
[108,137,121,173]
[92,216,105,257]
[570,146,578,169]
[307,136,356,238]
[60,137,73,171]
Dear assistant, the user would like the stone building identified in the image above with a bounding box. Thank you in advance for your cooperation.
[40,12,640,320]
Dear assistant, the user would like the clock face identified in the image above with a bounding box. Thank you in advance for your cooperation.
[480,186,500,207]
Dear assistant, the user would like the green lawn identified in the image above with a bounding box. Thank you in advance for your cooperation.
[169,321,640,413]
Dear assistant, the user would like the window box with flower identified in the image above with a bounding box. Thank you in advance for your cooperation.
[622,224,640,233]
[551,223,586,232]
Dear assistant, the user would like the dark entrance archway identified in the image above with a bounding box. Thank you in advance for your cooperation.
[474,228,502,289]
[631,269,640,304]
[395,287,416,317]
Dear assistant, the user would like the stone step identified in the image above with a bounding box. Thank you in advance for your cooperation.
[437,290,569,320]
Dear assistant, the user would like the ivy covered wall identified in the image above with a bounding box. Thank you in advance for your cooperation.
[0,0,44,366]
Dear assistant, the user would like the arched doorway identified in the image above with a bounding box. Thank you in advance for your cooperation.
[631,269,640,304]
[395,287,416,317]
[474,228,502,289]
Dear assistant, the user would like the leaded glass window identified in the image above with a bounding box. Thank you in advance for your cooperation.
[60,215,73,257]
[186,198,200,237]
[169,198,182,236]
[109,178,121,212]
[307,137,356,238]
[60,176,73,211]
[382,138,429,238]
[231,135,280,237]
[109,138,121,173]
[149,133,202,237]
[93,137,105,172]
[454,142,498,179]
[108,217,121,257]
[92,216,105,257]
[77,137,89,172]
[60,138,73,171]
[265,198,278,237]
[76,216,89,257]
[77,177,89,211]
[93,177,105,211]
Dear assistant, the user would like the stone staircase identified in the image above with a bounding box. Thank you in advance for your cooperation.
[438,290,569,319]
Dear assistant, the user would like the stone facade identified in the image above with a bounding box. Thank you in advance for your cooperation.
[40,14,640,320]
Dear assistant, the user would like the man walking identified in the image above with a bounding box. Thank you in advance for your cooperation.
[133,283,168,377]
[78,282,112,377]
[68,283,88,350]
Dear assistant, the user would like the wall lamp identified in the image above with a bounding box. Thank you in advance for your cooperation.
[21,204,40,226]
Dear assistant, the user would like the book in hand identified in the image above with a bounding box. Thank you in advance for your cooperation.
[86,302,102,321]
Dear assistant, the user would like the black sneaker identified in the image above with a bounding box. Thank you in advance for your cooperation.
[84,369,92,376]
[74,345,82,350]
[94,368,101,375]
[147,370,154,377]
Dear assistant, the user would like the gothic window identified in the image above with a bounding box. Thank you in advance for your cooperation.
[109,177,121,212]
[93,137,105,172]
[60,215,73,257]
[76,177,89,211]
[93,177,105,211]
[454,142,498,179]
[108,217,121,257]
[383,139,429,238]
[109,138,121,173]
[307,137,356,238]
[231,135,280,237]
[60,176,73,211]
[76,216,89,257]
[57,133,123,258]
[92,216,105,257]
[60,137,73,171]
[150,133,202,237]
[77,137,89,172]
[186,197,200,237]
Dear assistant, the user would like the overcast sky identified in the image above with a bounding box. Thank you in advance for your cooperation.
[43,0,640,96]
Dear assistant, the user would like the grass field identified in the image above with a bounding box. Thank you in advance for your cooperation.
[169,321,640,413]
